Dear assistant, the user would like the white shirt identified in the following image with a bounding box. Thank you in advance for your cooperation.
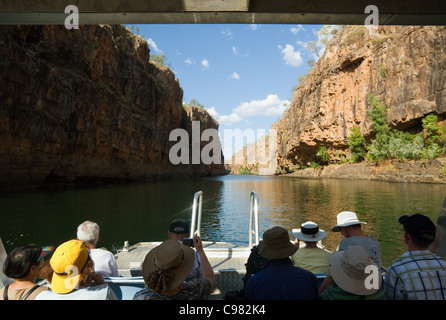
[35,284,117,300]
[89,248,119,277]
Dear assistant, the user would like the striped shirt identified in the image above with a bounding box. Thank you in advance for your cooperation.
[384,250,446,300]
[133,279,212,300]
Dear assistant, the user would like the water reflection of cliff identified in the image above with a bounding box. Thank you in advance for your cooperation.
[1,175,444,268]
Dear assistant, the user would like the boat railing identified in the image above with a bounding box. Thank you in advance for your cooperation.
[190,190,203,238]
[249,191,260,248]
[190,190,260,248]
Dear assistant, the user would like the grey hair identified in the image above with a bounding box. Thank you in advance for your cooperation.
[77,221,100,246]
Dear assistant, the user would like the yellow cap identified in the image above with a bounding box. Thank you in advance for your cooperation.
[49,240,89,294]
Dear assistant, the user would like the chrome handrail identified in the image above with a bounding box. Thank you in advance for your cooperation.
[190,191,203,237]
[190,190,259,247]
[249,191,260,247]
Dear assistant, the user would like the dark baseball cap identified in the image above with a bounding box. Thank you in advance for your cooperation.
[399,213,436,242]
[169,219,190,234]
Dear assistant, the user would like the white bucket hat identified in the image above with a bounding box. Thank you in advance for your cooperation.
[331,211,367,232]
[292,221,327,242]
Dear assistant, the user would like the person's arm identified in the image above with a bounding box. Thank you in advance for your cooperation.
[193,235,215,288]
[318,273,332,296]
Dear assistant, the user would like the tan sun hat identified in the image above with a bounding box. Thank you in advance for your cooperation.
[258,226,297,259]
[331,211,367,232]
[328,245,382,296]
[142,239,195,292]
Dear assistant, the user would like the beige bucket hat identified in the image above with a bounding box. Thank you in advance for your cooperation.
[328,245,382,296]
[142,239,195,292]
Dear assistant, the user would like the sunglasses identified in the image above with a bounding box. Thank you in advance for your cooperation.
[37,245,55,263]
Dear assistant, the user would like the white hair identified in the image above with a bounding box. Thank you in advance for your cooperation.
[77,221,100,246]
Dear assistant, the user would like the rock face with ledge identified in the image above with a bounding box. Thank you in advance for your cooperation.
[0,25,226,190]
[276,26,446,172]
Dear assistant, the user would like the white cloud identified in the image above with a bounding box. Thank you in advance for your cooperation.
[221,28,233,38]
[147,38,163,54]
[290,25,306,35]
[249,24,259,31]
[232,46,249,57]
[230,72,240,80]
[279,44,303,67]
[208,94,290,126]
[206,107,242,126]
[184,58,192,65]
[201,58,209,69]
[233,94,289,117]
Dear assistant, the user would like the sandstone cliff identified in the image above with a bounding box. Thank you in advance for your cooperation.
[277,26,446,172]
[0,25,226,191]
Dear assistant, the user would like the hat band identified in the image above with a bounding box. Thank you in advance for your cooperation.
[155,250,184,271]
[301,225,319,236]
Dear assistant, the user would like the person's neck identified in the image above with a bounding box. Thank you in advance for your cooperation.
[304,242,318,248]
[407,244,429,252]
[85,243,96,250]
[347,229,365,238]
[10,278,36,290]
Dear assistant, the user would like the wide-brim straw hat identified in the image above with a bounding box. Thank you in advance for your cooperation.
[258,226,297,259]
[331,211,367,232]
[292,221,327,242]
[328,245,382,296]
[142,239,195,292]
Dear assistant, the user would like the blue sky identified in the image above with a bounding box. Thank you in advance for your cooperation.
[129,24,330,158]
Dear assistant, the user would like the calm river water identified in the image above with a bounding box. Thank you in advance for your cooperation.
[0,175,445,267]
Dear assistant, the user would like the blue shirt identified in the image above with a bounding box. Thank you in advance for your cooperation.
[245,258,319,300]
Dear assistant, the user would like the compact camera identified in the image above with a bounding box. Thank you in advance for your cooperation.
[183,238,195,247]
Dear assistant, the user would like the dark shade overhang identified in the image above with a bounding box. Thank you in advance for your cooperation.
[0,0,445,25]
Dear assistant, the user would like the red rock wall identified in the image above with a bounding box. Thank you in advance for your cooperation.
[0,25,225,190]
[277,26,446,171]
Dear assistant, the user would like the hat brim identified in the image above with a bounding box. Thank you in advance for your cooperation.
[258,240,297,259]
[143,243,195,291]
[292,229,327,242]
[331,221,366,232]
[328,251,381,296]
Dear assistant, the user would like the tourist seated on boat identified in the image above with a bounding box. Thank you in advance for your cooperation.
[0,244,53,300]
[168,218,202,280]
[35,240,117,300]
[332,211,382,269]
[245,226,319,300]
[291,221,331,274]
[384,213,446,300]
[77,220,119,277]
[319,245,386,300]
[133,236,215,300]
